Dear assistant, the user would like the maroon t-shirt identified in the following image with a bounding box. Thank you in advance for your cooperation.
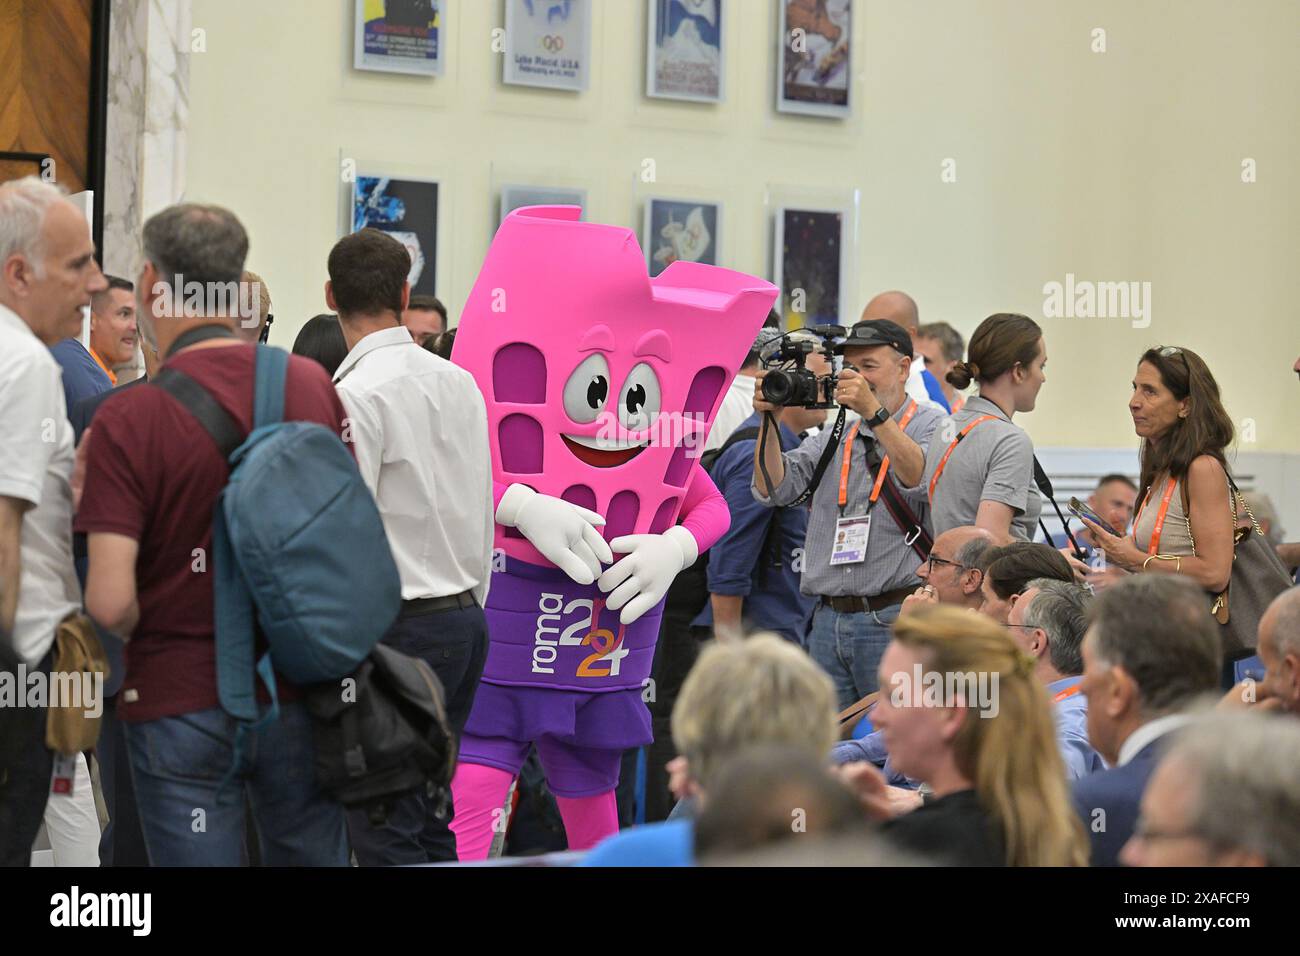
[74,343,352,722]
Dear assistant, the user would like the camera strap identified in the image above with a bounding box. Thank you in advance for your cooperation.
[784,406,847,507]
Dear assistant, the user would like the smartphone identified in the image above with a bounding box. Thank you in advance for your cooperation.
[1069,497,1119,537]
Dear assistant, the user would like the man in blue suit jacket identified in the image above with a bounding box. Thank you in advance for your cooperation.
[1071,576,1222,866]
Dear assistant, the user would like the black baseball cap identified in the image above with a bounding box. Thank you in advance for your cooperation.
[833,319,913,357]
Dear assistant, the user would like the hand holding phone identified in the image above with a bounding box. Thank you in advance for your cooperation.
[1069,497,1120,537]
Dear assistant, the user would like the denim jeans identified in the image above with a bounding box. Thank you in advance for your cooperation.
[124,701,349,866]
[807,602,902,711]
[346,603,488,865]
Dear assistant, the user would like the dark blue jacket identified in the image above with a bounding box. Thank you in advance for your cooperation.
[1071,738,1165,867]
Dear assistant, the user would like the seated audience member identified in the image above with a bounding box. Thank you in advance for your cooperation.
[1221,586,1300,715]
[291,313,349,378]
[235,269,272,343]
[401,293,446,347]
[902,525,1000,615]
[582,634,837,867]
[693,745,866,863]
[914,321,966,413]
[978,541,1075,624]
[1072,575,1221,867]
[1122,712,1300,867]
[78,203,353,866]
[694,342,829,644]
[840,605,1088,866]
[1006,579,1105,779]
[1053,474,1138,591]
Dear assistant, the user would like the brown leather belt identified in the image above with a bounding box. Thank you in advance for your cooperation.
[820,585,914,615]
[401,591,478,617]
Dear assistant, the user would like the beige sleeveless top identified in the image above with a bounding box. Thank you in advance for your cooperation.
[1131,476,1236,556]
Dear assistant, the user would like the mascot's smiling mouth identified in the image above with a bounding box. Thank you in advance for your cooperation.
[561,433,648,468]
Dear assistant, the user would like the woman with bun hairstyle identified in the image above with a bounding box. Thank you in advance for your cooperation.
[923,314,1048,540]
[1076,346,1235,598]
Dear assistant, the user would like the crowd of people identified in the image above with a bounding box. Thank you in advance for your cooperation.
[0,174,1297,868]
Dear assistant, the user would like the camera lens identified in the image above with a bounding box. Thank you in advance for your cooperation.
[762,370,795,406]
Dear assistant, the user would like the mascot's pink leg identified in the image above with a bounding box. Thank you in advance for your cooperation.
[555,791,620,851]
[449,763,516,861]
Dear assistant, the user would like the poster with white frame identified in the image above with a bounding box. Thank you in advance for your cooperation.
[499,184,588,226]
[353,0,445,76]
[772,205,848,329]
[351,175,440,296]
[776,0,852,118]
[642,197,721,277]
[646,0,724,103]
[503,0,591,92]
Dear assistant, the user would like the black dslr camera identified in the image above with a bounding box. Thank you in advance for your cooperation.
[759,325,845,409]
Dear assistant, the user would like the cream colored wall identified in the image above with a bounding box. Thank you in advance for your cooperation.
[184,0,1298,454]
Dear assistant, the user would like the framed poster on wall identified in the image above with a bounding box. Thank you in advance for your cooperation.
[642,197,720,277]
[772,205,846,328]
[646,0,723,103]
[777,0,852,118]
[351,175,440,296]
[499,184,588,225]
[503,0,591,92]
[353,0,445,76]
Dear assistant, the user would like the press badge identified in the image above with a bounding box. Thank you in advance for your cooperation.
[50,753,76,795]
[829,513,871,565]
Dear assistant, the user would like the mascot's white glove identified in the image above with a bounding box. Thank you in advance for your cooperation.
[496,483,614,586]
[597,526,699,626]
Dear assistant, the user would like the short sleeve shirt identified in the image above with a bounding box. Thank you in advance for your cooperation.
[74,343,351,722]
[923,395,1041,541]
[0,307,80,663]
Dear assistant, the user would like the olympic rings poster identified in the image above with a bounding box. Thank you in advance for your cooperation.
[503,0,591,92]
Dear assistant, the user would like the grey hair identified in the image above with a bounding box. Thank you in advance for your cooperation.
[0,176,70,277]
[141,203,248,296]
[916,321,965,364]
[1021,578,1092,676]
[955,534,995,570]
[1264,587,1300,660]
[1169,712,1300,866]
[1087,575,1220,718]
[1240,491,1283,547]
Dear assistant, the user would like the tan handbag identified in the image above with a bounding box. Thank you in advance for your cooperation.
[44,613,111,755]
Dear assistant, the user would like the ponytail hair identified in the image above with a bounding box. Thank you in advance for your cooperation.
[948,313,1043,390]
[891,607,1089,867]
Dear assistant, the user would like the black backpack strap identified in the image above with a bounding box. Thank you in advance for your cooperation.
[866,442,932,560]
[152,367,244,460]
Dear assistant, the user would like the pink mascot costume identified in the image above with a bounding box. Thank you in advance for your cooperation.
[448,206,777,857]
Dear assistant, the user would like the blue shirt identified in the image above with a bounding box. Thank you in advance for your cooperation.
[920,368,950,413]
[1049,676,1106,779]
[693,413,816,644]
[50,338,112,415]
[580,820,694,867]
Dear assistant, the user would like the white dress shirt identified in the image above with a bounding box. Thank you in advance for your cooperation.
[1117,713,1193,766]
[334,325,494,606]
[0,304,80,663]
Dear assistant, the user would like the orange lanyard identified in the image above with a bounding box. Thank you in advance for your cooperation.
[1133,477,1177,555]
[927,415,998,501]
[1052,683,1082,703]
[838,400,918,510]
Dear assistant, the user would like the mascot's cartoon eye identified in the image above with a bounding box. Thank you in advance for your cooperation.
[563,353,612,424]
[618,363,662,433]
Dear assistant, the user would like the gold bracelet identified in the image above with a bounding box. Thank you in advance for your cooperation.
[1143,553,1182,573]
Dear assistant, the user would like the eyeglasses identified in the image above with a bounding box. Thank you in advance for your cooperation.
[923,554,967,575]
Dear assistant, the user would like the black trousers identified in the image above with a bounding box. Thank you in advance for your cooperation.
[0,651,54,867]
[346,601,488,865]
[96,694,149,866]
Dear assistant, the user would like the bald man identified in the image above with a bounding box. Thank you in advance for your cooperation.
[1222,587,1300,715]
[860,291,948,412]
[901,525,1000,613]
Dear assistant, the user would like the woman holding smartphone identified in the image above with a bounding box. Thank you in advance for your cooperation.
[1078,346,1234,598]
[924,313,1048,540]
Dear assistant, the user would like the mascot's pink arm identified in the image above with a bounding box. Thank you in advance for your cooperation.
[491,470,730,553]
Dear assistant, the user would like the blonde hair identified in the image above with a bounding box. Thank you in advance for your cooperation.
[892,606,1089,866]
[672,634,836,793]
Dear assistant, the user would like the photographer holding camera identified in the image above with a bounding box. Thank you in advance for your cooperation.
[751,320,944,709]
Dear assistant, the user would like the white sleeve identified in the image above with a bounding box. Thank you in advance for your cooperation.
[0,353,62,506]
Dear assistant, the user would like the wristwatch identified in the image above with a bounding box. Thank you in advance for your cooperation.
[865,405,891,429]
